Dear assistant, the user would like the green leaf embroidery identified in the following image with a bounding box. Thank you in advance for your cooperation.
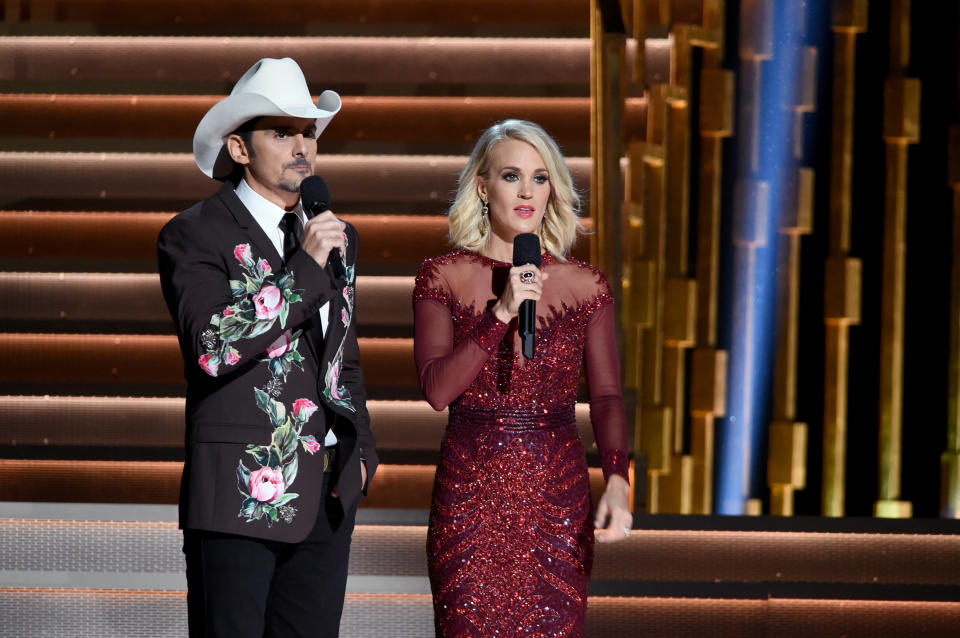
[236,461,251,492]
[240,497,259,519]
[254,387,271,413]
[282,454,299,487]
[246,445,271,468]
[271,492,299,507]
[267,445,282,469]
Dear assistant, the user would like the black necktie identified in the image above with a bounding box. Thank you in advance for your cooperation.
[279,212,303,264]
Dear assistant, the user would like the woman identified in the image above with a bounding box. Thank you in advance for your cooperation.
[414,120,632,637]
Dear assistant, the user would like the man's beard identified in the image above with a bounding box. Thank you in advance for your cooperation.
[279,161,312,193]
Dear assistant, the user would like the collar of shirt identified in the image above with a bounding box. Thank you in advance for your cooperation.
[234,178,306,259]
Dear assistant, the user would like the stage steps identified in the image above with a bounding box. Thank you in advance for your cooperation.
[0,0,592,28]
[2,503,958,637]
[0,3,622,514]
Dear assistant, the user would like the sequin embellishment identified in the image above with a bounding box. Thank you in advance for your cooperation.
[416,251,630,637]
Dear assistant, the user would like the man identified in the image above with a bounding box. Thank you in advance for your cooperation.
[158,57,377,637]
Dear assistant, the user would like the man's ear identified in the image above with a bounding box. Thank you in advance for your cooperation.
[226,134,251,166]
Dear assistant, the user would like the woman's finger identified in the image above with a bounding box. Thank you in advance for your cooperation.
[594,498,609,529]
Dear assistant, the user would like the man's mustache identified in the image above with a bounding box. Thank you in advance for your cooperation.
[285,159,312,170]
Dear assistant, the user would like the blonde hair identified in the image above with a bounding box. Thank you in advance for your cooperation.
[448,119,582,258]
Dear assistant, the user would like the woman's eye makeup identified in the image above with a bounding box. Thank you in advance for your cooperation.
[500,171,549,183]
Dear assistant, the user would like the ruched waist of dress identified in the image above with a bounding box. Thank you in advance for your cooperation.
[448,404,576,432]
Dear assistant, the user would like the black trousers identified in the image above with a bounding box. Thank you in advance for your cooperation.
[183,470,357,638]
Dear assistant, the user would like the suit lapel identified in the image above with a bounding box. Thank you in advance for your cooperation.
[215,182,284,271]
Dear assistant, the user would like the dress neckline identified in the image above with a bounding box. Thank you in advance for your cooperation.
[468,250,555,268]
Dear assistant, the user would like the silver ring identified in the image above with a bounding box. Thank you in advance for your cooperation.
[519,270,535,284]
[622,526,631,537]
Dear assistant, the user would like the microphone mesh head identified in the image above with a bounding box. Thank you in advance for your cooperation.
[300,175,330,211]
[512,233,542,268]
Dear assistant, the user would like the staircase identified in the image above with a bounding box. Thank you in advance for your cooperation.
[2,1,960,636]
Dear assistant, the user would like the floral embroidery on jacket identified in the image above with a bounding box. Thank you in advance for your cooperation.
[260,328,305,396]
[197,243,303,377]
[235,390,324,526]
[323,259,356,412]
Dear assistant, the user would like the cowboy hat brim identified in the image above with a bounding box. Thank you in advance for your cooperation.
[193,89,342,180]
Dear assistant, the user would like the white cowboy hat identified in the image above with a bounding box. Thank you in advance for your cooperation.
[193,57,342,179]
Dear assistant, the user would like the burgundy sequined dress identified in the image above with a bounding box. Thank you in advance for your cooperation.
[413,250,629,638]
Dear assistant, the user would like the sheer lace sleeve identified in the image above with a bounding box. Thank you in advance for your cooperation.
[413,259,509,411]
[584,301,630,483]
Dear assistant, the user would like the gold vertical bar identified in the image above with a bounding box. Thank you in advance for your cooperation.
[663,345,684,453]
[641,89,668,411]
[696,135,724,347]
[875,0,916,520]
[691,347,727,513]
[823,321,850,516]
[662,62,693,506]
[589,1,626,291]
[876,141,910,515]
[658,454,694,513]
[773,218,803,423]
[632,0,646,85]
[691,414,715,513]
[689,3,730,512]
[667,100,692,277]
[828,31,859,255]
[822,1,868,516]
[638,85,669,510]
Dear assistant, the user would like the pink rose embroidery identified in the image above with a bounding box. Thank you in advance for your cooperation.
[341,308,349,326]
[342,286,352,305]
[257,258,272,277]
[292,398,318,422]
[328,363,342,400]
[301,435,321,454]
[198,353,220,377]
[233,243,253,266]
[223,347,240,366]
[249,466,285,503]
[266,330,293,358]
[253,285,283,320]
[223,307,236,317]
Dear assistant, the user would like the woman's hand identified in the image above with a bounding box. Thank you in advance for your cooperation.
[594,474,633,543]
[491,264,549,324]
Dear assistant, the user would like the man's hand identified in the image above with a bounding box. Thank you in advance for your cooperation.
[331,458,368,498]
[301,210,346,268]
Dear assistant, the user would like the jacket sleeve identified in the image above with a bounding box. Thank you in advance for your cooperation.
[336,222,377,490]
[157,206,339,380]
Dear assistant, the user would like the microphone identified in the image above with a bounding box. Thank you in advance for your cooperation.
[513,233,541,360]
[300,175,345,280]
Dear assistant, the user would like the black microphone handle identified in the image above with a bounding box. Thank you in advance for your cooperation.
[519,299,536,359]
[328,247,345,280]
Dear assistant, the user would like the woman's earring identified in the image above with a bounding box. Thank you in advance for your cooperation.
[479,200,489,236]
